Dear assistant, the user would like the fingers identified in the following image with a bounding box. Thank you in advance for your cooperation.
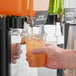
[32,47,47,54]
[11,54,21,64]
[13,49,22,55]
[11,59,17,64]
[11,43,22,64]
[13,55,21,60]
[31,44,58,55]
[13,43,22,55]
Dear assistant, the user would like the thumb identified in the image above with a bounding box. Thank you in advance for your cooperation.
[32,47,47,54]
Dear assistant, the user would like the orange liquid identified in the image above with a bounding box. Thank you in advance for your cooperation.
[24,37,46,67]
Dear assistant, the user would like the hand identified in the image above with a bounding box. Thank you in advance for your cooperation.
[32,44,64,69]
[11,43,22,64]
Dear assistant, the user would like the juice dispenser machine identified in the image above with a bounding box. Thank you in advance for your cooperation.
[0,0,49,76]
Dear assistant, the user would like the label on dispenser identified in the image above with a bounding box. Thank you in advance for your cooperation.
[34,11,48,26]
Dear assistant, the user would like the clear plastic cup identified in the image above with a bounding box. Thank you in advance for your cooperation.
[21,25,46,67]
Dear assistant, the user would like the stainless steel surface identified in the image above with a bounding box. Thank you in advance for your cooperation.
[67,25,76,49]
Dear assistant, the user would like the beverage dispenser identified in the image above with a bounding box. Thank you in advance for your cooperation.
[0,0,50,76]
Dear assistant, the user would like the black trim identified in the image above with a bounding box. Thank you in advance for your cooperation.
[46,15,58,25]
[64,23,69,49]
[0,30,6,76]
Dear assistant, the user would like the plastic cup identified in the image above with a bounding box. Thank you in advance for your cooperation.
[24,36,46,67]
